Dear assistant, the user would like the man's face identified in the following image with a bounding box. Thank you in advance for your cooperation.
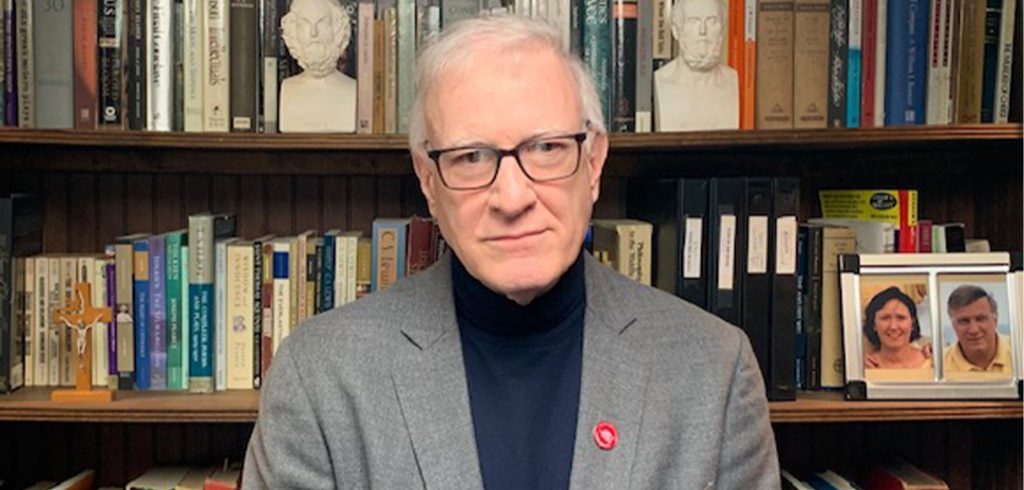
[674,0,724,71]
[950,298,999,364]
[413,43,608,305]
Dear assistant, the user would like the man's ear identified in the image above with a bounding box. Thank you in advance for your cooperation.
[586,132,609,205]
[411,148,438,214]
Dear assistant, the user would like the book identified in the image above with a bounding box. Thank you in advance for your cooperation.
[15,0,32,127]
[147,0,173,130]
[165,230,187,390]
[860,0,878,126]
[214,236,238,391]
[793,0,830,128]
[115,233,147,390]
[72,0,98,129]
[24,257,34,386]
[229,0,257,131]
[148,234,167,389]
[175,466,215,490]
[51,469,95,490]
[203,0,230,131]
[828,0,849,127]
[955,0,987,123]
[886,0,931,125]
[183,0,203,130]
[864,460,949,489]
[271,237,290,354]
[226,240,253,390]
[98,0,124,127]
[126,466,188,489]
[756,0,795,129]
[993,0,1018,122]
[741,178,774,394]
[0,194,42,393]
[188,213,236,393]
[610,0,637,132]
[769,177,799,401]
[707,178,747,326]
[92,255,110,387]
[582,0,611,126]
[591,219,654,285]
[873,0,887,125]
[926,0,955,124]
[133,238,151,390]
[819,225,856,389]
[33,0,74,128]
[846,0,863,127]
[126,0,146,130]
[372,218,408,292]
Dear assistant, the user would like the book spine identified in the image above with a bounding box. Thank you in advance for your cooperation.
[582,0,611,127]
[634,0,652,132]
[148,237,166,389]
[355,238,371,299]
[610,0,637,132]
[105,259,117,388]
[383,6,397,133]
[33,258,46,386]
[0,200,13,392]
[372,17,384,134]
[23,258,34,387]
[397,0,413,133]
[653,0,670,61]
[260,0,277,133]
[873,0,887,125]
[756,0,795,129]
[979,0,1002,121]
[860,0,876,126]
[828,0,848,127]
[47,257,59,386]
[127,0,146,129]
[729,0,744,70]
[188,215,214,393]
[953,0,986,123]
[33,0,74,128]
[846,0,862,127]
[371,221,407,292]
[320,235,335,311]
[3,0,15,125]
[165,233,183,390]
[793,0,830,128]
[98,0,124,128]
[742,0,757,129]
[741,179,773,398]
[288,238,298,332]
[261,242,273,380]
[804,226,823,389]
[251,240,262,388]
[203,0,230,132]
[133,240,151,390]
[147,0,173,130]
[173,0,183,130]
[92,257,107,387]
[214,239,228,391]
[271,242,289,355]
[183,0,204,130]
[14,0,31,127]
[59,257,76,386]
[114,242,135,388]
[73,0,98,129]
[356,0,373,134]
[179,245,189,387]
[926,0,949,124]
[885,0,930,125]
[440,0,476,27]
[993,0,1016,122]
[769,178,799,401]
[226,244,253,390]
[229,0,256,131]
[405,219,435,275]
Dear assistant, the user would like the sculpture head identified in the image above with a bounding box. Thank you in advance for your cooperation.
[671,0,725,72]
[281,0,351,77]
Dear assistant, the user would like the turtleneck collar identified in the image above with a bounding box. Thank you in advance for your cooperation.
[452,250,586,340]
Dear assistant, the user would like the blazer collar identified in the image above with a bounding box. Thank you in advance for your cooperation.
[391,252,650,490]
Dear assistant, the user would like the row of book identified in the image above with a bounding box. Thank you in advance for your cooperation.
[16,464,241,490]
[0,196,445,393]
[0,0,1017,134]
[784,459,952,489]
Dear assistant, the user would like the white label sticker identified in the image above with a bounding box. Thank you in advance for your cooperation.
[747,216,769,274]
[718,215,736,290]
[683,217,703,279]
[776,216,798,275]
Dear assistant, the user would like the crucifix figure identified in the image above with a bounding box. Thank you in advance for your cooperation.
[53,282,112,398]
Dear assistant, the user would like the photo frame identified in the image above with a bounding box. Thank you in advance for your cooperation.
[840,252,1023,400]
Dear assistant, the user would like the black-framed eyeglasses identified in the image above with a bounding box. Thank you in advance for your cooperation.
[424,130,590,191]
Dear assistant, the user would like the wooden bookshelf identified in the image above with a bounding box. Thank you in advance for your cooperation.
[0,388,1019,424]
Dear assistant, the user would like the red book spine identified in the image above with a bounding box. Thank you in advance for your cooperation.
[72,0,98,129]
[899,190,916,253]
[918,220,933,252]
[860,0,878,127]
[261,242,274,381]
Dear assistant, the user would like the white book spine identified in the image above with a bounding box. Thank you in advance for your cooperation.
[214,240,228,391]
[333,236,346,308]
[34,258,46,386]
[226,244,254,390]
[203,0,230,131]
[927,0,952,124]
[47,257,60,386]
[24,258,34,386]
[356,1,374,133]
[272,241,290,354]
[93,257,108,387]
[148,0,173,130]
[994,0,1017,122]
[346,235,358,304]
[183,0,205,131]
[873,0,887,126]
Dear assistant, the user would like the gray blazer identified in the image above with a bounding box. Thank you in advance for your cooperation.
[243,253,780,489]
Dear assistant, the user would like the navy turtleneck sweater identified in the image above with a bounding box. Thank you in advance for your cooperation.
[453,252,586,490]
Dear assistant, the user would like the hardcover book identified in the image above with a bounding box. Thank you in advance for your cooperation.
[73,0,98,129]
[147,234,167,390]
[98,0,123,127]
[756,0,795,129]
[793,0,830,128]
[33,0,74,128]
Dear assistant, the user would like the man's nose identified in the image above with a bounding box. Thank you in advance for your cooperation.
[488,155,536,215]
[699,20,707,36]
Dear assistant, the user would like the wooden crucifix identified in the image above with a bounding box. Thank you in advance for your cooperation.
[51,282,114,403]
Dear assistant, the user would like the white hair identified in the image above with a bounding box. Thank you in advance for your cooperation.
[407,14,606,150]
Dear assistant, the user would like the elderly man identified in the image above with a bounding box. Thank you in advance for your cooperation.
[943,285,1012,373]
[243,15,778,489]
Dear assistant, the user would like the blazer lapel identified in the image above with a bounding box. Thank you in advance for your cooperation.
[569,254,651,490]
[391,254,483,489]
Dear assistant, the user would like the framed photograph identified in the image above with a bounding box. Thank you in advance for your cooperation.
[840,252,1022,400]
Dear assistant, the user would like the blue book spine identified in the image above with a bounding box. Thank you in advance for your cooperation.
[188,214,217,392]
[371,220,407,292]
[885,0,930,125]
[148,235,167,390]
[979,0,1002,122]
[189,283,212,379]
[133,239,150,390]
[321,234,335,311]
[846,0,863,128]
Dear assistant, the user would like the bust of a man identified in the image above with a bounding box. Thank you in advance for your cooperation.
[279,0,356,133]
[654,0,738,131]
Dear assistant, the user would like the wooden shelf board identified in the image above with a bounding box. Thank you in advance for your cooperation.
[770,391,1024,423]
[0,387,258,423]
[0,124,1018,151]
[1,387,1019,423]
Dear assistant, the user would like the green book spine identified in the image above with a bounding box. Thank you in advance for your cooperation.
[582,0,611,127]
[165,231,184,390]
[180,245,189,387]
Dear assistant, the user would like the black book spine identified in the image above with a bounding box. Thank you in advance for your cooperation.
[0,198,13,392]
[127,0,146,130]
[795,226,808,390]
[252,239,263,389]
[708,178,747,327]
[680,178,709,308]
[611,0,637,132]
[98,0,123,127]
[742,178,774,395]
[828,0,848,128]
[230,0,258,131]
[804,225,824,389]
[3,3,16,125]
[769,177,799,401]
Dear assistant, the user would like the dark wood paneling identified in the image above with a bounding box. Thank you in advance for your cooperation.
[124,174,154,236]
[238,175,266,239]
[97,174,127,247]
[375,176,402,219]
[155,174,184,233]
[349,176,375,234]
[43,174,68,253]
[322,176,349,230]
[210,175,240,220]
[294,176,322,233]
[183,174,211,216]
[67,174,98,252]
[266,176,294,235]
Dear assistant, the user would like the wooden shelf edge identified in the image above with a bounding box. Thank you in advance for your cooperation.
[0,124,1019,151]
[1,388,1020,423]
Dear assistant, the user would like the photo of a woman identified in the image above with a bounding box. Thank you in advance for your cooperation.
[863,286,932,369]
